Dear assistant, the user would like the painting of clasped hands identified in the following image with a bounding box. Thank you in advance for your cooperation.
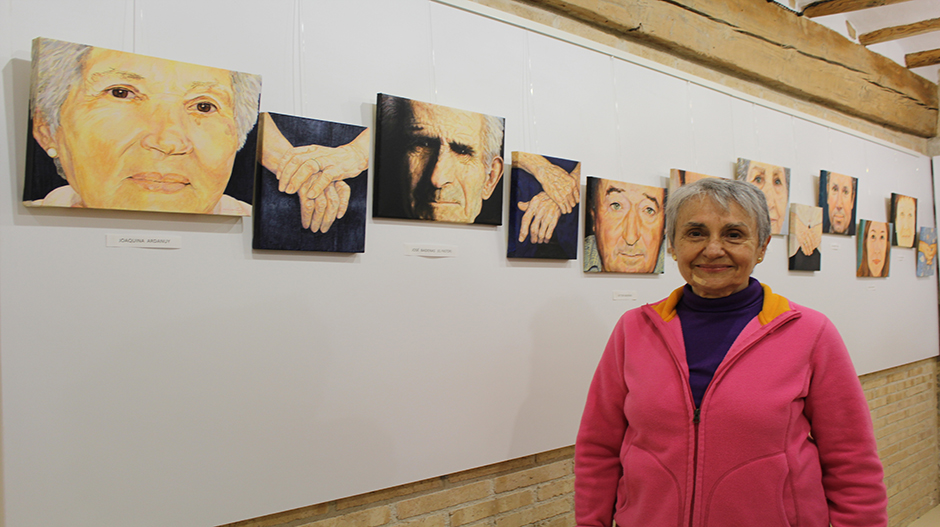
[254,112,369,253]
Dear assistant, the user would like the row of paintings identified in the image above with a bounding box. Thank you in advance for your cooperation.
[22,38,937,279]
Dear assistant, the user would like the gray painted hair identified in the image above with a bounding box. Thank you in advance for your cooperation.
[30,37,261,151]
[380,95,504,167]
[665,177,772,248]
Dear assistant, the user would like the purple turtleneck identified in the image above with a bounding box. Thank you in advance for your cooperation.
[675,278,764,408]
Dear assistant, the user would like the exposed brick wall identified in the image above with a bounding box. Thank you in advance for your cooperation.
[221,448,575,527]
[223,358,939,527]
[861,357,940,527]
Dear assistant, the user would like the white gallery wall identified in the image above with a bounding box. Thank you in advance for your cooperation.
[0,1,937,526]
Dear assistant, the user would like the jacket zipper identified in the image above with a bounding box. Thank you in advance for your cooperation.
[690,407,701,527]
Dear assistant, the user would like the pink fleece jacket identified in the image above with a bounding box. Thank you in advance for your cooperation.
[575,284,887,527]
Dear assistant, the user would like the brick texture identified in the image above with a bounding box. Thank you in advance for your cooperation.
[222,357,939,527]
[861,358,940,527]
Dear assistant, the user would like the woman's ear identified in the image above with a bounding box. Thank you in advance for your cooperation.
[32,112,58,156]
[481,156,504,200]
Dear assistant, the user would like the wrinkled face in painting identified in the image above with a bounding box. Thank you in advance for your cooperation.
[744,161,788,234]
[403,101,503,223]
[592,180,665,273]
[866,221,889,277]
[826,172,855,234]
[894,196,916,247]
[34,48,240,213]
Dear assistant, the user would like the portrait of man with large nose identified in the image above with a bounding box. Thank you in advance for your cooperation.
[373,94,505,225]
[23,38,261,216]
[819,170,858,236]
[583,176,667,274]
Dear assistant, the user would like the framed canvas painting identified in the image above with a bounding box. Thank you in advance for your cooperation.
[890,193,917,248]
[253,112,369,253]
[917,227,937,277]
[24,37,261,216]
[857,219,891,277]
[507,152,580,259]
[788,204,822,271]
[584,176,666,274]
[668,169,722,194]
[735,158,790,235]
[819,171,858,236]
[373,93,505,225]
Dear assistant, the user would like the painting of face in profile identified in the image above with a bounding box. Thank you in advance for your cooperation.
[373,93,505,225]
[890,193,917,248]
[917,227,937,278]
[857,220,891,277]
[735,159,790,235]
[788,204,822,271]
[668,169,722,193]
[584,176,666,274]
[253,113,370,253]
[507,152,580,259]
[819,171,858,236]
[24,37,261,216]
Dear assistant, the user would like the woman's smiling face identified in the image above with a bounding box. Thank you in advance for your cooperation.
[673,196,769,298]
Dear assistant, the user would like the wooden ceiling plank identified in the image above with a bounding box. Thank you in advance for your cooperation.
[859,17,940,45]
[528,0,938,137]
[803,0,916,18]
[906,48,940,68]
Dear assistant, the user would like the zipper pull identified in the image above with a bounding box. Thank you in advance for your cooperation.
[693,408,701,424]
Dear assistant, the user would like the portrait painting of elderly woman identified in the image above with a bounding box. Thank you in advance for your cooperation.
[735,158,790,235]
[254,112,370,253]
[890,193,917,248]
[857,219,892,277]
[24,37,262,216]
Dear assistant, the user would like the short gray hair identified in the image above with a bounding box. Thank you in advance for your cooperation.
[30,37,260,150]
[665,177,771,248]
[381,95,504,166]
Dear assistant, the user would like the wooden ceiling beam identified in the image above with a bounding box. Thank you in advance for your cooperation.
[802,0,916,18]
[859,17,940,45]
[906,48,940,68]
[527,0,938,137]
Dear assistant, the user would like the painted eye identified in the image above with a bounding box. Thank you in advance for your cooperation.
[195,102,216,113]
[109,87,134,99]
[610,202,622,211]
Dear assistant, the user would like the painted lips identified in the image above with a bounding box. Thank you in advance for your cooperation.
[127,173,190,193]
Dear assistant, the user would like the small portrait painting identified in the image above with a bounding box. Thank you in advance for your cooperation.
[584,176,666,274]
[819,171,858,236]
[24,37,261,215]
[857,220,891,277]
[373,93,504,225]
[788,204,822,271]
[507,152,580,259]
[668,169,722,193]
[890,193,917,248]
[917,227,937,278]
[253,113,370,253]
[735,158,790,235]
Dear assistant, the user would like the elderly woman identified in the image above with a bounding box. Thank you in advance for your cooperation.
[25,37,261,215]
[575,178,886,527]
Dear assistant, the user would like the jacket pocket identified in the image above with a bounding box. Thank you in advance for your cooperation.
[615,444,682,527]
[703,453,793,527]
